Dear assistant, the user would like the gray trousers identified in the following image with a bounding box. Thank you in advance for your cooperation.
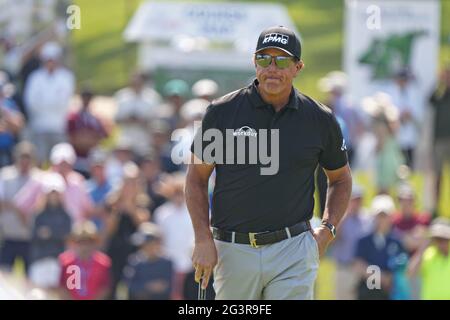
[213,231,319,300]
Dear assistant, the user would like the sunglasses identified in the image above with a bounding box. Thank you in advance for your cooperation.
[255,54,295,69]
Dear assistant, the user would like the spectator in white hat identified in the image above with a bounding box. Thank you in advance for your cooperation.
[191,79,218,102]
[24,41,75,164]
[50,143,94,223]
[353,194,406,300]
[392,184,431,255]
[14,143,94,223]
[408,218,450,299]
[391,184,431,299]
[29,172,72,289]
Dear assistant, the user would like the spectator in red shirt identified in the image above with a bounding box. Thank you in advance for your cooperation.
[67,88,108,178]
[392,184,431,254]
[58,221,111,300]
[392,184,430,299]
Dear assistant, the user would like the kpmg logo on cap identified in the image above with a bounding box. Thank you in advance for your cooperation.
[262,33,289,45]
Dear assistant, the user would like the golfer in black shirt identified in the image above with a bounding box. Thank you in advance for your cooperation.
[185,26,352,300]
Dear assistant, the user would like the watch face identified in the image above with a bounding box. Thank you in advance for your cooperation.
[331,227,336,237]
[322,222,336,237]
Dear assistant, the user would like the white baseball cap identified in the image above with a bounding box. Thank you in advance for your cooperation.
[40,41,63,61]
[50,143,76,165]
[370,194,396,216]
[351,184,364,199]
[429,218,450,240]
[318,71,348,93]
[192,79,218,98]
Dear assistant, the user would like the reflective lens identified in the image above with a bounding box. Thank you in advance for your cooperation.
[255,54,294,69]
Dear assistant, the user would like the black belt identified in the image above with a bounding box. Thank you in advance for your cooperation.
[212,221,311,248]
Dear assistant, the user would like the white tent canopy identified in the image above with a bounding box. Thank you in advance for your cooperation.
[124,1,299,71]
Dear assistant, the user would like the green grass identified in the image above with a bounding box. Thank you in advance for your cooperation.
[72,0,142,93]
[288,0,344,100]
[71,0,346,96]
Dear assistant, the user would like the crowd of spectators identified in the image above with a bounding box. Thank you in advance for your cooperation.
[0,28,449,299]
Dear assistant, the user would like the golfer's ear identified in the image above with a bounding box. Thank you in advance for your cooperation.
[295,60,304,76]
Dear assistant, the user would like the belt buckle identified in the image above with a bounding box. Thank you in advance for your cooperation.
[249,233,259,248]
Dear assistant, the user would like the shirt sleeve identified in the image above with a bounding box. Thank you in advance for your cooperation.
[189,103,218,164]
[319,113,348,170]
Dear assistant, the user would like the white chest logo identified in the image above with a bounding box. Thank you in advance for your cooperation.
[233,126,258,137]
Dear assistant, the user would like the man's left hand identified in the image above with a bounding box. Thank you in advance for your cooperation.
[312,226,334,257]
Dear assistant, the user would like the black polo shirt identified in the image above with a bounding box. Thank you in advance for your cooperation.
[191,79,348,233]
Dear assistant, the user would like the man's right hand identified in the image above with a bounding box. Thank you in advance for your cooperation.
[192,239,217,290]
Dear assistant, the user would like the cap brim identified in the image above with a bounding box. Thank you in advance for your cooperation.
[372,210,393,216]
[255,47,297,58]
[431,232,450,240]
[430,226,450,240]
[70,235,98,242]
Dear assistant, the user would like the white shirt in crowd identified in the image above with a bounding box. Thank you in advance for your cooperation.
[24,67,75,134]
[114,86,162,155]
[154,201,195,274]
[383,82,423,150]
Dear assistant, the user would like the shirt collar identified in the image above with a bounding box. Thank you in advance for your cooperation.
[248,79,299,110]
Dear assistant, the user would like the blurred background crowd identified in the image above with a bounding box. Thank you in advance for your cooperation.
[0,0,449,300]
